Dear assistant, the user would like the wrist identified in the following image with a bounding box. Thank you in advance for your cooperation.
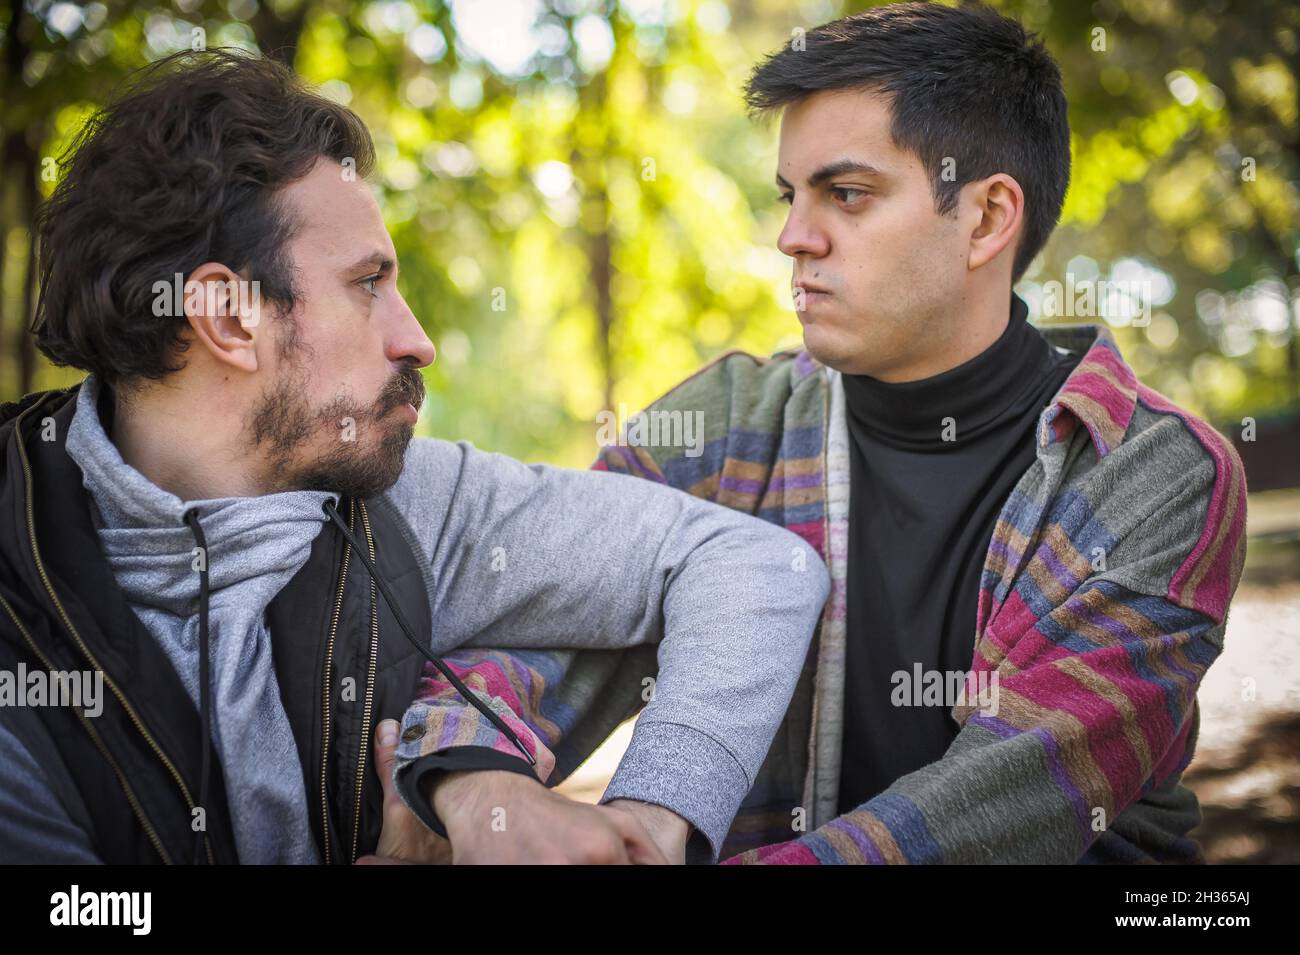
[606,799,691,846]
[429,769,541,837]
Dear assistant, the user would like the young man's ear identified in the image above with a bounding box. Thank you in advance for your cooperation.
[182,262,261,374]
[965,173,1025,273]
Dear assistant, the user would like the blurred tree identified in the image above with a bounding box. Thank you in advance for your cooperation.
[991,0,1299,430]
[1,0,1296,469]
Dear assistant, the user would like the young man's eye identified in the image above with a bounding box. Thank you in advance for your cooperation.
[777,192,794,205]
[832,186,868,205]
[358,274,381,296]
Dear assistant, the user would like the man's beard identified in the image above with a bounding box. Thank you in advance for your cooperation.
[248,361,426,498]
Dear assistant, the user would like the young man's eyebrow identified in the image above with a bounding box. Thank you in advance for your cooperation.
[807,159,885,187]
[343,252,395,275]
[776,160,886,191]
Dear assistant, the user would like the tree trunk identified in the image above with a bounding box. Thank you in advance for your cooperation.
[251,1,310,66]
[0,0,32,400]
[574,71,615,413]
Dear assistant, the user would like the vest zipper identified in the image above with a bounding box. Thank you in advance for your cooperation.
[14,395,214,864]
[319,497,354,865]
[350,499,381,864]
[1,593,171,863]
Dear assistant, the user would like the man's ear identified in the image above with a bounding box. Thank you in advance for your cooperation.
[964,173,1025,273]
[182,262,260,374]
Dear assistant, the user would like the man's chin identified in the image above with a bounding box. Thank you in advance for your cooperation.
[802,325,854,373]
[280,423,415,499]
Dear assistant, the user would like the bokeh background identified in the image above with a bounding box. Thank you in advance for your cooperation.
[1,0,1297,861]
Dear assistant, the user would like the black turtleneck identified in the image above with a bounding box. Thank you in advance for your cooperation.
[836,292,1080,814]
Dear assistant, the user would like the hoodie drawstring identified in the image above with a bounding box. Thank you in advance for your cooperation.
[182,508,213,866]
[321,499,536,768]
[176,499,536,868]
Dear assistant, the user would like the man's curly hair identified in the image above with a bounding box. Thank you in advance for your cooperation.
[33,48,376,387]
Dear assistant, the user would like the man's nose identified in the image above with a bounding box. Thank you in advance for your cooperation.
[776,206,830,259]
[387,296,436,368]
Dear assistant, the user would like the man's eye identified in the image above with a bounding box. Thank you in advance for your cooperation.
[777,192,794,205]
[832,187,867,205]
[359,275,381,296]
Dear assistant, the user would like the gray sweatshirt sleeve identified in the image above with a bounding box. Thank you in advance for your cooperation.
[0,717,102,864]
[382,437,830,859]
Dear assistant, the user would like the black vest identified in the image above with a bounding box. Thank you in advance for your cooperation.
[0,386,429,863]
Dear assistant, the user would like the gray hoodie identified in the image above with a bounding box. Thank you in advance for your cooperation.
[0,375,829,862]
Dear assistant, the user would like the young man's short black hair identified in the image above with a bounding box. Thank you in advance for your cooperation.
[746,1,1070,282]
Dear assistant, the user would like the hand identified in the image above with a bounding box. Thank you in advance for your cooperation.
[434,770,669,864]
[356,719,453,865]
[602,799,691,865]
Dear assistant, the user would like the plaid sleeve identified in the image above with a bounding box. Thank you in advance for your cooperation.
[395,652,557,768]
[392,643,655,798]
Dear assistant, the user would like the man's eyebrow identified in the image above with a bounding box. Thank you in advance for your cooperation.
[344,252,396,275]
[807,159,885,187]
[776,160,885,191]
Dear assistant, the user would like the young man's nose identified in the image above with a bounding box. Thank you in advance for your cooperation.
[386,298,436,368]
[776,210,831,259]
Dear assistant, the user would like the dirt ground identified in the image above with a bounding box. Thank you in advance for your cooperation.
[1184,580,1300,863]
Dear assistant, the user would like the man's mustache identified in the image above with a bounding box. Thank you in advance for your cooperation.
[375,366,426,416]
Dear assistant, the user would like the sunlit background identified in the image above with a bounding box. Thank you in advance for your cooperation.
[1,0,1297,862]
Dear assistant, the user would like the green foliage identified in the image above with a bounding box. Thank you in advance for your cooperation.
[2,0,1297,465]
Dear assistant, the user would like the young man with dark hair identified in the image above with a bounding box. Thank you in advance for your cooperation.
[0,49,830,865]
[435,2,1248,863]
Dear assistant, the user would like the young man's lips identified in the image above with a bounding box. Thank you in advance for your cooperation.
[795,287,833,310]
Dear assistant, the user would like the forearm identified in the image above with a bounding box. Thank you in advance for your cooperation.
[589,501,827,861]
[385,440,830,860]
[390,651,555,837]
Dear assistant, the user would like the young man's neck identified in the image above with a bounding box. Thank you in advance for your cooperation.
[872,283,1015,383]
[109,378,265,502]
